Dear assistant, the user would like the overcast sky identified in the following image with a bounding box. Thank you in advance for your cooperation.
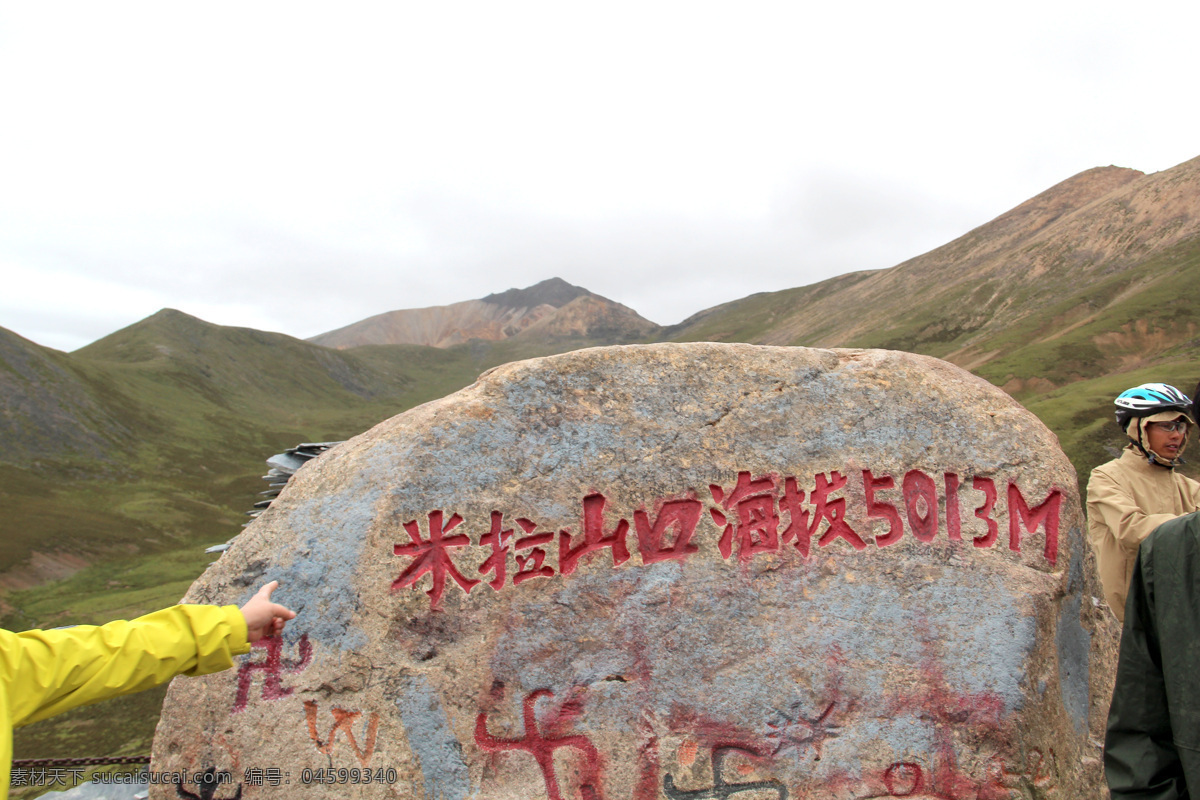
[3,2,1198,352]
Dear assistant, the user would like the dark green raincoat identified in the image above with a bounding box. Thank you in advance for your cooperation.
[1106,511,1200,799]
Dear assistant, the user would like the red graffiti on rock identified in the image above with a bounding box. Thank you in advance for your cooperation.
[476,689,605,800]
[860,750,1058,800]
[232,634,312,712]
[391,469,1064,607]
[304,700,380,767]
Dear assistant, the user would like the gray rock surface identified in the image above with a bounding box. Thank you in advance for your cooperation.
[152,344,1117,799]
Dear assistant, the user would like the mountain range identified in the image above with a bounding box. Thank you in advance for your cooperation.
[3,155,1199,611]
[310,277,659,348]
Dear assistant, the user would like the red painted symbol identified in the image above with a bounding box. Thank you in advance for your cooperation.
[304,700,380,767]
[883,762,928,797]
[982,748,1057,794]
[232,634,312,712]
[393,509,480,608]
[475,689,605,800]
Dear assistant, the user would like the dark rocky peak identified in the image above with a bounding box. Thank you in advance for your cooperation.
[481,277,596,310]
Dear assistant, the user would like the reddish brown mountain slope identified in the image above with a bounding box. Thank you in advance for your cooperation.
[310,277,659,348]
[674,156,1200,374]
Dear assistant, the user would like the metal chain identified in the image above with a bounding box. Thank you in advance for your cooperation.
[12,756,150,768]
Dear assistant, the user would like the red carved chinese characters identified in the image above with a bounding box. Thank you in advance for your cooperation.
[514,518,557,585]
[479,512,558,588]
[388,471,1066,605]
[559,493,631,576]
[393,510,479,608]
[812,471,866,551]
[779,477,814,557]
[634,498,702,564]
[478,511,514,590]
[710,473,780,562]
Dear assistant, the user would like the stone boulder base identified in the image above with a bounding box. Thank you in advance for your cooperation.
[152,344,1116,800]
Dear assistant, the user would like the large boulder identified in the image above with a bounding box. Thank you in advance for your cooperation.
[152,344,1117,799]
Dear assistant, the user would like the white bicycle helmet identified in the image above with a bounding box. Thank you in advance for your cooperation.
[1114,383,1192,431]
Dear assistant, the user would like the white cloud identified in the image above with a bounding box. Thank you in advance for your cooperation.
[2,0,1199,350]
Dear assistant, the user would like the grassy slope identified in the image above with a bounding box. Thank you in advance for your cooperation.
[668,270,880,345]
[3,313,445,582]
[854,236,1200,377]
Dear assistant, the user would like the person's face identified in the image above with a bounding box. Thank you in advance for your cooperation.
[1145,416,1189,460]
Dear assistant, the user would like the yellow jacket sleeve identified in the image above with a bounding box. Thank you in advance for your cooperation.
[2,604,249,727]
[1,604,249,800]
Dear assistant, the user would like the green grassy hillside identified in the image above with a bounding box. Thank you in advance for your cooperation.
[1,313,484,612]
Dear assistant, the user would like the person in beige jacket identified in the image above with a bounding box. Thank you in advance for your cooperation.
[1087,382,1200,622]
